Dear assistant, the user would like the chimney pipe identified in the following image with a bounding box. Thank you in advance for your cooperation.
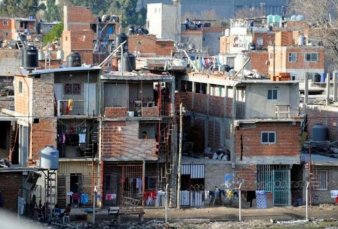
[326,73,330,106]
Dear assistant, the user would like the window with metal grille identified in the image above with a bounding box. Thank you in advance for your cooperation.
[261,131,276,144]
[315,170,328,190]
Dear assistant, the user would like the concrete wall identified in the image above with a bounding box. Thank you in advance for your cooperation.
[311,166,338,204]
[244,83,299,119]
[147,3,180,41]
[14,76,32,115]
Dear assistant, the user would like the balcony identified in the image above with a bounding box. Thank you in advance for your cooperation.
[57,100,96,117]
[104,101,160,119]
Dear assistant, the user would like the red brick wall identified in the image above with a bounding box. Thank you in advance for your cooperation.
[128,35,174,56]
[0,18,12,40]
[235,165,257,190]
[30,118,57,162]
[248,51,269,76]
[0,172,22,212]
[142,107,159,117]
[101,121,158,159]
[65,6,95,31]
[176,92,233,117]
[235,122,301,158]
[253,32,275,50]
[305,106,338,141]
[104,107,127,118]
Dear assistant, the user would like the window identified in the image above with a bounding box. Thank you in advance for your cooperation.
[305,53,319,62]
[3,20,8,26]
[288,53,297,62]
[64,83,81,95]
[261,131,276,144]
[19,81,23,93]
[315,170,328,190]
[267,89,278,100]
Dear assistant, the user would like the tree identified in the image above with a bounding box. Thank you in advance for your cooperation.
[45,0,61,22]
[0,0,44,17]
[290,0,338,70]
[108,0,146,28]
[43,23,63,45]
[235,7,264,19]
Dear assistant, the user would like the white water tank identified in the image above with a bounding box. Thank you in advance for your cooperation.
[40,146,59,170]
[234,53,249,72]
[298,35,306,46]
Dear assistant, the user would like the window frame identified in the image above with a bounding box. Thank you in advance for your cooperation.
[64,83,81,95]
[267,89,278,100]
[315,170,328,190]
[288,52,297,62]
[304,52,319,62]
[18,81,23,93]
[261,131,276,144]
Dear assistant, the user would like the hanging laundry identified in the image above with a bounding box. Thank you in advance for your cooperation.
[67,99,74,114]
[78,133,86,144]
[81,193,89,204]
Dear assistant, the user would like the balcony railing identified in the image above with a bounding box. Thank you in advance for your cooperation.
[57,100,96,116]
[275,105,291,119]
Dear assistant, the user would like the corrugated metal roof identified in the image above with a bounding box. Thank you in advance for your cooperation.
[301,153,338,166]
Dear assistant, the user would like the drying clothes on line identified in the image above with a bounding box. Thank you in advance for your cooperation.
[105,194,116,201]
[79,133,86,144]
[81,193,89,204]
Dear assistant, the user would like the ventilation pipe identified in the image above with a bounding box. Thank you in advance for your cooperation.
[333,70,338,102]
[326,73,330,106]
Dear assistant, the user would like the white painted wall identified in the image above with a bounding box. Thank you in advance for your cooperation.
[147,3,180,41]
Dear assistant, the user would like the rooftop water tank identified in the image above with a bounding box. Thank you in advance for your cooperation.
[67,52,81,67]
[234,53,249,72]
[40,145,59,170]
[22,45,38,69]
[312,123,328,141]
[116,33,128,52]
[296,15,304,21]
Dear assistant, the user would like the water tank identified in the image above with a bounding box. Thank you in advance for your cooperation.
[116,33,128,52]
[234,53,249,72]
[67,52,81,67]
[40,146,59,170]
[298,35,306,45]
[118,53,136,72]
[296,15,304,21]
[290,15,297,21]
[38,50,45,61]
[22,45,38,69]
[312,123,328,141]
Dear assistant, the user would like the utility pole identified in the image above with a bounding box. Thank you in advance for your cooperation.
[176,103,183,209]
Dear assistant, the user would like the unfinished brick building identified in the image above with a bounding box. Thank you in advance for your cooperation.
[175,72,302,207]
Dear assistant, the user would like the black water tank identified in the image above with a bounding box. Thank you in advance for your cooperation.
[22,45,38,69]
[124,53,136,72]
[116,33,128,51]
[67,52,81,67]
[312,123,328,141]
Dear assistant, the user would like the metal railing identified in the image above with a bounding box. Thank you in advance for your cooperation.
[57,100,96,116]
